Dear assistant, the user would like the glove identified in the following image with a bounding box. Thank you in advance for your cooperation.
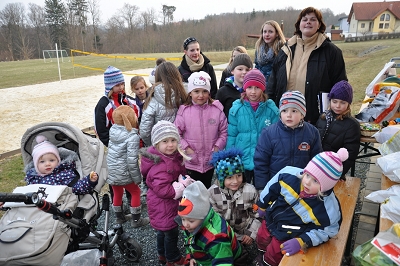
[280,238,304,256]
[178,174,195,188]
[172,181,185,200]
[257,207,266,218]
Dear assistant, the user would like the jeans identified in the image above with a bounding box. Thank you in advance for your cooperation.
[156,226,181,262]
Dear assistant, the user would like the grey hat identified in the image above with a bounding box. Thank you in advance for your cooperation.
[230,53,252,71]
[151,120,180,146]
[178,181,210,220]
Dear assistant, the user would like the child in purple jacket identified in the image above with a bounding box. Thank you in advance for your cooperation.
[174,71,228,188]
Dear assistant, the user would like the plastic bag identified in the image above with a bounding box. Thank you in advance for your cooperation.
[379,130,400,156]
[376,152,400,181]
[373,125,400,143]
[365,185,400,203]
[60,249,102,266]
[381,195,400,224]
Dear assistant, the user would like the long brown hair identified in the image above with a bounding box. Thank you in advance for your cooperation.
[294,7,326,37]
[255,20,286,57]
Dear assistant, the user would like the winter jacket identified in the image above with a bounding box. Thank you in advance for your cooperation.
[208,181,261,241]
[175,207,243,266]
[257,166,342,249]
[174,100,228,173]
[227,99,279,171]
[267,34,347,125]
[139,146,186,231]
[219,68,231,88]
[25,148,98,195]
[139,83,180,146]
[107,124,141,186]
[254,50,274,87]
[94,93,139,147]
[133,91,149,125]
[215,81,241,119]
[253,120,322,190]
[315,113,361,178]
[178,53,218,99]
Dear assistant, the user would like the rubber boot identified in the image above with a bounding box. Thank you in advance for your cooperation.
[112,205,131,224]
[130,206,150,228]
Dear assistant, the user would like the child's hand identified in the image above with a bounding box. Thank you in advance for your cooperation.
[185,147,194,155]
[189,259,197,266]
[257,207,266,218]
[280,238,303,256]
[178,174,195,188]
[213,146,219,152]
[241,235,253,245]
[172,181,185,200]
[90,171,98,182]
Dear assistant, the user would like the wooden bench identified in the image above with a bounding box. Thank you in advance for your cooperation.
[379,174,398,232]
[279,176,361,266]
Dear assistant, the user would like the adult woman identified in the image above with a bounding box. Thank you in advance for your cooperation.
[267,7,347,125]
[219,46,248,88]
[178,37,218,98]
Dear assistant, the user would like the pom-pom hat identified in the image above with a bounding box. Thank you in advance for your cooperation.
[279,91,306,117]
[187,71,211,93]
[230,53,253,71]
[112,105,138,132]
[32,135,61,175]
[209,147,245,188]
[104,66,125,96]
[151,120,180,146]
[243,69,266,91]
[304,148,349,192]
[178,181,210,220]
[328,80,353,104]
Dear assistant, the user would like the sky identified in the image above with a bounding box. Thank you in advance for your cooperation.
[0,0,388,22]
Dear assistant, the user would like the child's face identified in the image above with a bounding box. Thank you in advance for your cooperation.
[157,137,178,155]
[190,88,209,105]
[181,217,203,233]
[302,173,320,195]
[224,173,243,191]
[263,24,278,46]
[280,107,304,129]
[37,153,59,175]
[231,50,241,62]
[132,81,147,100]
[245,86,263,102]
[184,42,200,62]
[231,65,250,86]
[112,82,125,94]
[330,99,349,115]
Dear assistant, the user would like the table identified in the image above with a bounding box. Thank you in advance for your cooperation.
[350,136,380,176]
[379,174,398,232]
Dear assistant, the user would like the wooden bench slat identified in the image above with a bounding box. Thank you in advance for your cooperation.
[279,176,361,266]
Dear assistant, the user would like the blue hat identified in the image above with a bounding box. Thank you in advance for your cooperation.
[209,147,245,188]
[104,66,125,96]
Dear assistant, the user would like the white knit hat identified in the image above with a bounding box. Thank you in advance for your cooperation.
[178,181,210,219]
[187,71,211,94]
[151,120,180,146]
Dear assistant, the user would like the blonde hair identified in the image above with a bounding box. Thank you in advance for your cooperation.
[255,20,286,58]
[130,76,149,93]
[228,46,248,66]
[321,105,352,121]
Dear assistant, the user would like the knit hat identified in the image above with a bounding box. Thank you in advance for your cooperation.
[112,105,138,132]
[104,66,125,96]
[187,71,211,93]
[178,181,210,219]
[32,135,61,175]
[149,66,156,85]
[304,148,349,192]
[279,91,306,117]
[243,69,266,91]
[209,147,245,188]
[183,37,197,50]
[328,80,353,104]
[230,53,253,71]
[151,120,180,146]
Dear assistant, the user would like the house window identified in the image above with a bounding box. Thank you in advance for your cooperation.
[385,14,390,21]
[379,23,384,29]
[385,23,389,29]
[361,23,365,28]
[380,14,385,21]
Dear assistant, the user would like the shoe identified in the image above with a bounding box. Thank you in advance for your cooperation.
[253,254,267,266]
[112,205,131,224]
[166,256,187,266]
[131,217,150,228]
[140,183,148,197]
[158,255,167,265]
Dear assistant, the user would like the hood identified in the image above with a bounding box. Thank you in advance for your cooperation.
[138,146,162,177]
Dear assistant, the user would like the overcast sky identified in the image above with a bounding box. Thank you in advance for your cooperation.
[0,0,386,22]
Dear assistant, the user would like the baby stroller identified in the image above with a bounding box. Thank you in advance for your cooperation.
[0,122,142,266]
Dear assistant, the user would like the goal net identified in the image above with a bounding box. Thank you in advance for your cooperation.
[42,50,69,63]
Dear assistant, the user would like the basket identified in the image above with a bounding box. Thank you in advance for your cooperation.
[360,129,379,137]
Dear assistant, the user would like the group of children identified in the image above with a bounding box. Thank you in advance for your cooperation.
[1,31,361,266]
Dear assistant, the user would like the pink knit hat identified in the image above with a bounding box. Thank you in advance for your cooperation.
[32,135,61,174]
[243,69,266,91]
[303,148,349,192]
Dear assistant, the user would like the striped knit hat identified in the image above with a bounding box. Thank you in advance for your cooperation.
[209,147,245,188]
[151,120,180,146]
[104,66,125,96]
[304,148,349,192]
[243,69,266,91]
[279,90,306,116]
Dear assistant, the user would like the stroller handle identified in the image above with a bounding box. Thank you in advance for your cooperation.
[0,192,36,205]
[33,195,73,220]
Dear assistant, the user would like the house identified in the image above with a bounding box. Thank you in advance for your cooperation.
[338,16,350,33]
[347,1,400,37]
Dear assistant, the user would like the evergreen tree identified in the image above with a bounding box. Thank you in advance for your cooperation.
[45,0,67,49]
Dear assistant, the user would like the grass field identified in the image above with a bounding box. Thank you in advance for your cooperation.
[1,38,400,203]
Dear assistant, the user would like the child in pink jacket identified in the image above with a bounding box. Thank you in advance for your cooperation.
[174,71,228,188]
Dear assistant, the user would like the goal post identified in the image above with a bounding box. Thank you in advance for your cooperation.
[42,49,69,63]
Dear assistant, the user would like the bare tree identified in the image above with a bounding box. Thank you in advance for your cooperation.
[28,3,49,58]
[87,0,101,51]
[140,8,157,32]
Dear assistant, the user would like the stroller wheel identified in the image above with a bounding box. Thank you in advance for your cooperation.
[117,232,142,262]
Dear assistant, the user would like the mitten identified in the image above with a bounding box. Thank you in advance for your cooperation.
[257,207,266,218]
[178,174,195,188]
[172,181,185,200]
[280,238,304,256]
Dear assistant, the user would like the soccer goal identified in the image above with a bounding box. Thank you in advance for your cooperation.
[42,49,69,63]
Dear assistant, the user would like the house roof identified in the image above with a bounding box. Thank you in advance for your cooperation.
[347,1,400,22]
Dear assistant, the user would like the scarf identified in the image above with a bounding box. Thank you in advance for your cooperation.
[185,54,205,72]
[225,76,244,93]
[257,45,275,66]
[321,110,334,141]
[244,98,261,111]
[299,190,317,199]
